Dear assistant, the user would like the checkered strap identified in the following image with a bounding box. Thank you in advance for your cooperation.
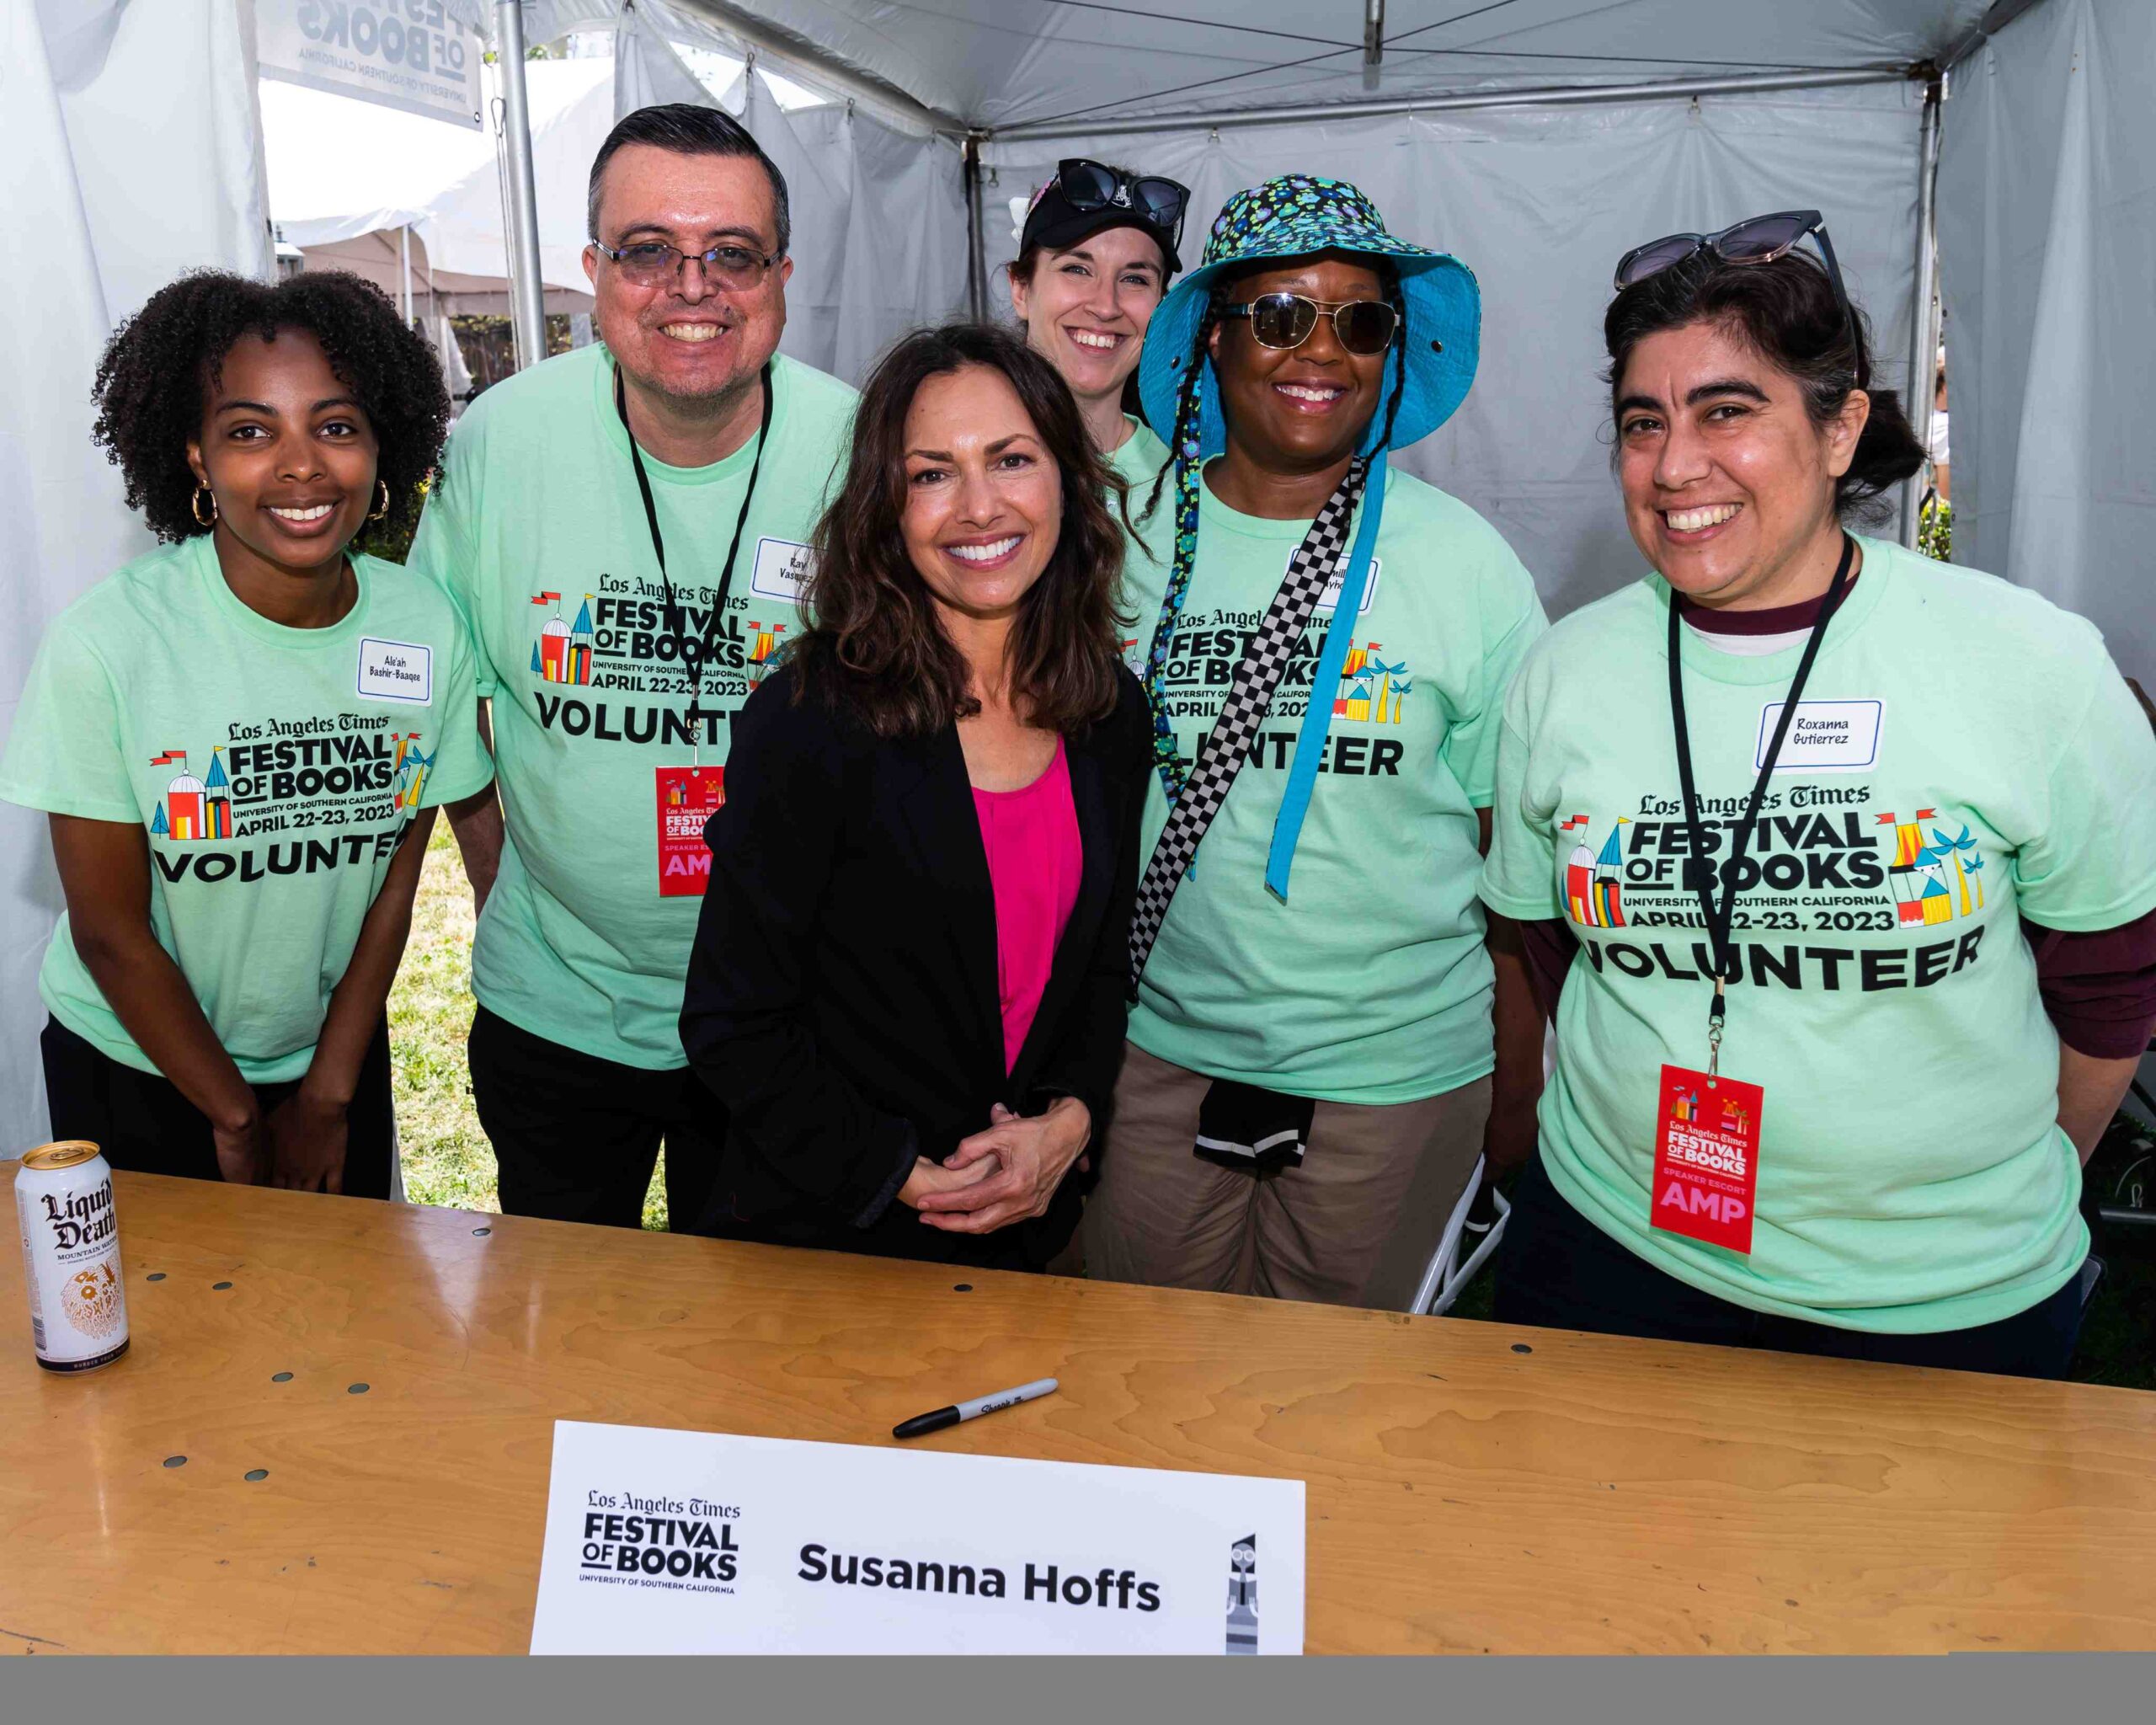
[1129,457,1369,994]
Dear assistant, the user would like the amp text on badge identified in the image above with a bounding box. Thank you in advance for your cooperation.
[1757,699,1881,772]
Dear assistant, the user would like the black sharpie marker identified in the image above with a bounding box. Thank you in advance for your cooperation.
[892,1377,1059,1440]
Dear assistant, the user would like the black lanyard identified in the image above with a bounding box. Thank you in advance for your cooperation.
[1667,532,1856,1073]
[614,362,774,760]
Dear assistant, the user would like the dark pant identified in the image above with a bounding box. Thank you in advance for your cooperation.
[467,1004,723,1230]
[40,1014,396,1199]
[1492,1151,2086,1380]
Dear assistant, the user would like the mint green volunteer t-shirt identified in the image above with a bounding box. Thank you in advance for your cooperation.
[1479,537,2156,1333]
[1120,462,1547,1104]
[1107,416,1171,507]
[0,538,492,1083]
[408,345,857,1069]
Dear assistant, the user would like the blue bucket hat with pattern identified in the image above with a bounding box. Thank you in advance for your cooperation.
[1130,177,1482,908]
[1137,174,1481,462]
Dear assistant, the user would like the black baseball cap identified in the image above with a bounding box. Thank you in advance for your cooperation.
[1018,160,1188,277]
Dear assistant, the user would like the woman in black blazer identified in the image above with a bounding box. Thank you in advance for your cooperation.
[681,323,1150,1269]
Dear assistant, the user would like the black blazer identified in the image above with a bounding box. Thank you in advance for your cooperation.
[680,661,1150,1268]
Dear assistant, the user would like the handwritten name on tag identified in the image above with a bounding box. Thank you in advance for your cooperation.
[1314,556,1380,613]
[356,637,433,704]
[1757,699,1881,772]
[750,537,814,604]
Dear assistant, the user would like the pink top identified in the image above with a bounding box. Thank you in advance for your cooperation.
[971,739,1083,1075]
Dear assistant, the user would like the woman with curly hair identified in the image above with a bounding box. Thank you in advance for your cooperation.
[0,270,491,1195]
[679,323,1150,1268]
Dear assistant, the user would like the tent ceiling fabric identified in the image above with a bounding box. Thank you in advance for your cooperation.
[663,0,1990,131]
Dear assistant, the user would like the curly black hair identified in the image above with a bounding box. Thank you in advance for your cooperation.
[90,269,451,549]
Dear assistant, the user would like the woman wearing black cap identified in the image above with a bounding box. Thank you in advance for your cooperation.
[1006,159,1189,538]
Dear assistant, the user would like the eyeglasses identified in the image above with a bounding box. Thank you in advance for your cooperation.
[1220,293,1398,356]
[591,239,781,291]
[1054,159,1189,249]
[1613,210,1865,384]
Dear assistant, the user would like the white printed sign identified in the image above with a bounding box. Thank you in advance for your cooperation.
[530,1421,1305,1655]
[749,537,814,604]
[257,1,485,131]
[356,637,433,703]
[1757,699,1883,773]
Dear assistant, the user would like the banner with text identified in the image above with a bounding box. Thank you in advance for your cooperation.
[531,1422,1306,1655]
[257,1,484,129]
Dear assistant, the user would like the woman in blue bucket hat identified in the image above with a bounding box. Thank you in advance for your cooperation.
[1081,175,1549,1308]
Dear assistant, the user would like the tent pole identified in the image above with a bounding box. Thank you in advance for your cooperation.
[494,0,547,371]
[989,66,1900,142]
[963,136,987,322]
[1900,78,1943,551]
[400,225,414,327]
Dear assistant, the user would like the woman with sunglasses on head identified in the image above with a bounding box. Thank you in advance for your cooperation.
[679,324,1150,1268]
[1006,159,1188,462]
[1480,212,2156,1376]
[0,270,492,1195]
[1081,177,1549,1309]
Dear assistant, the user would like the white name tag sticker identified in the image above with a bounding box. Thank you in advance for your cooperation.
[1311,555,1380,613]
[530,1420,1305,1655]
[356,637,433,704]
[1758,698,1881,772]
[750,537,814,603]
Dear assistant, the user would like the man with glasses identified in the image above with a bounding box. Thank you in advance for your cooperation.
[408,104,857,1230]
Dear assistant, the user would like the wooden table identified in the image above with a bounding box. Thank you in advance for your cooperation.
[3,1164,2153,1655]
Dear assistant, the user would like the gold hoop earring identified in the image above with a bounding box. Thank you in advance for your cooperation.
[191,483,217,527]
[367,479,390,522]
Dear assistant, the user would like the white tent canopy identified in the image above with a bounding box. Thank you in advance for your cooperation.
[267,56,611,315]
[536,0,1995,131]
[262,44,834,318]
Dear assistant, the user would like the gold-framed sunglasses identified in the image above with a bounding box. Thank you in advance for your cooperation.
[1220,292,1398,356]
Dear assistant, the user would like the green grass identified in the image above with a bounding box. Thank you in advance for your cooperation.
[388,820,670,1231]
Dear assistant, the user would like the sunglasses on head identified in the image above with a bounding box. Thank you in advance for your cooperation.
[1614,209,1866,385]
[1219,292,1399,356]
[1054,158,1189,248]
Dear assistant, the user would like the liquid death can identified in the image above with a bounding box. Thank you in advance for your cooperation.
[16,1141,129,1373]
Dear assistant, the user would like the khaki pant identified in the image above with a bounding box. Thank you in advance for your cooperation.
[1081,1042,1492,1310]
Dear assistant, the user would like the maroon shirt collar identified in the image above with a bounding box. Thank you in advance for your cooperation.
[1674,573,1860,635]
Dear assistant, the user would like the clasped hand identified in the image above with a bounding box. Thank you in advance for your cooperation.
[213,1090,350,1193]
[902,1096,1092,1236]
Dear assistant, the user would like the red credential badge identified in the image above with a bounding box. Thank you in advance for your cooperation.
[654,765,724,898]
[1650,1065,1764,1255]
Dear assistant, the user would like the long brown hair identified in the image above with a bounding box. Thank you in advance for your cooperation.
[791,323,1129,738]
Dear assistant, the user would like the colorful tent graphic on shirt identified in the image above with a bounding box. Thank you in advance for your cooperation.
[1930,823,1983,917]
[1879,809,1954,926]
[745,619,787,683]
[150,749,229,841]
[530,591,595,686]
[1561,814,1627,928]
[1332,643,1411,723]
[390,733,433,809]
